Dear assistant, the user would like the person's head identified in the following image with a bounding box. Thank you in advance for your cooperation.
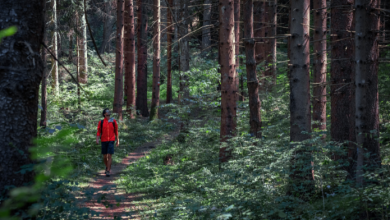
[102,108,111,118]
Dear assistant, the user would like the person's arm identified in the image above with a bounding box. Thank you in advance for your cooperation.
[96,121,101,145]
[115,120,119,146]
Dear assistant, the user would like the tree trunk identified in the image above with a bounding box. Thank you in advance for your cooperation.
[100,2,114,54]
[68,34,73,63]
[287,0,314,198]
[136,0,149,117]
[40,3,48,128]
[0,0,44,193]
[166,0,173,103]
[78,1,88,84]
[234,0,240,102]
[312,0,327,135]
[202,0,212,54]
[265,0,277,87]
[77,33,81,109]
[354,0,381,187]
[124,0,136,119]
[150,0,161,120]
[179,0,190,99]
[114,0,124,120]
[330,0,355,175]
[254,1,265,80]
[244,0,262,138]
[219,0,237,163]
[51,0,59,96]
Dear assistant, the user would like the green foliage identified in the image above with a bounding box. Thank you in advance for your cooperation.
[0,26,17,43]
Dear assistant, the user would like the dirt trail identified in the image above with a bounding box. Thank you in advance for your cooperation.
[81,130,179,219]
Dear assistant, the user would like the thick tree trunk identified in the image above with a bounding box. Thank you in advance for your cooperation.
[265,0,277,87]
[136,0,149,117]
[219,0,237,163]
[179,0,190,99]
[354,0,381,187]
[51,0,59,96]
[124,0,136,119]
[166,0,173,103]
[288,0,314,198]
[114,0,124,120]
[254,1,265,79]
[330,0,355,175]
[77,34,81,109]
[244,0,262,138]
[312,0,327,135]
[234,0,240,102]
[0,0,44,193]
[41,4,48,128]
[202,0,212,54]
[100,2,114,54]
[150,0,161,120]
[78,1,88,84]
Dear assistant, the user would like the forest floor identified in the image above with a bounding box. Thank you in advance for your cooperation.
[79,128,180,219]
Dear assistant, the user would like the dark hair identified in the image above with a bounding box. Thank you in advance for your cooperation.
[102,108,110,117]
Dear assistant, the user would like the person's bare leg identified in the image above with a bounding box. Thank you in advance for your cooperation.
[107,154,112,172]
[103,154,108,170]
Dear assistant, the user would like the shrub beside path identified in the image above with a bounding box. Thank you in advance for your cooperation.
[80,129,180,219]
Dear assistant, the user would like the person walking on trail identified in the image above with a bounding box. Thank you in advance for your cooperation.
[96,109,119,177]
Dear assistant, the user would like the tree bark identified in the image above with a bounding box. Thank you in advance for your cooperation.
[265,0,277,87]
[312,0,327,135]
[330,0,355,175]
[124,0,136,119]
[254,0,265,80]
[114,0,124,120]
[354,0,381,187]
[202,0,212,54]
[179,0,190,99]
[234,0,240,102]
[0,0,45,193]
[78,1,88,84]
[136,0,149,117]
[41,2,48,128]
[244,0,262,138]
[51,0,59,96]
[219,0,237,163]
[150,0,161,120]
[287,0,314,198]
[166,0,173,103]
[68,33,73,63]
[100,2,115,54]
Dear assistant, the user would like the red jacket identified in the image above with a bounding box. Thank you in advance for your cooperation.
[96,118,118,142]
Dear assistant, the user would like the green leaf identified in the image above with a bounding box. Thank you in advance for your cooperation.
[0,26,17,43]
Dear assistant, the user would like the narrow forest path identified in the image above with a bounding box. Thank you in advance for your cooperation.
[80,129,180,219]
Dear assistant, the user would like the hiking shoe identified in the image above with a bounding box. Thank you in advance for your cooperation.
[106,171,110,177]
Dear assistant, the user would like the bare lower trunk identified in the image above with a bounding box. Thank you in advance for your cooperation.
[124,0,136,118]
[219,0,237,163]
[287,0,314,199]
[244,0,261,138]
[234,0,240,103]
[179,0,190,99]
[166,0,173,103]
[202,0,212,54]
[51,0,59,96]
[254,1,265,80]
[100,2,114,54]
[40,6,48,128]
[312,0,327,135]
[150,0,161,120]
[136,0,149,117]
[114,0,124,120]
[265,0,277,87]
[0,0,45,193]
[354,0,381,187]
[330,0,355,176]
[68,34,73,62]
[78,2,88,84]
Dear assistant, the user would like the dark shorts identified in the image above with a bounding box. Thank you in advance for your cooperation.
[101,141,115,155]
